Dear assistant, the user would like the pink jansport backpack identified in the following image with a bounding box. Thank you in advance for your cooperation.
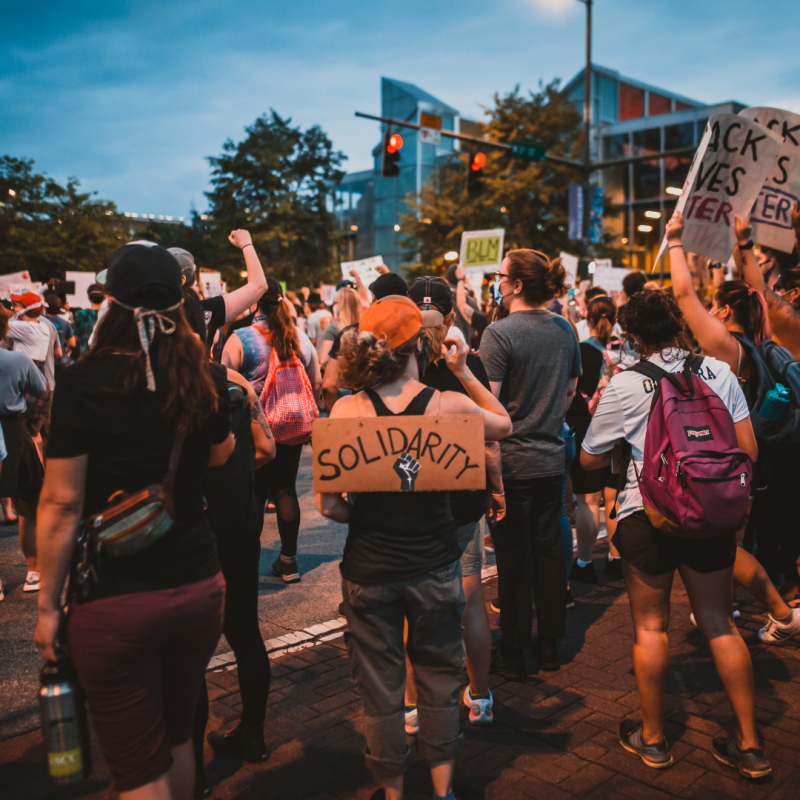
[254,327,318,445]
[628,356,752,537]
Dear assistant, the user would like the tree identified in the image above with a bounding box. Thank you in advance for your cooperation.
[399,80,624,280]
[203,111,347,288]
[0,156,125,281]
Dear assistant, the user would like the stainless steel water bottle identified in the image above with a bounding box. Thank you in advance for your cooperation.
[39,651,92,784]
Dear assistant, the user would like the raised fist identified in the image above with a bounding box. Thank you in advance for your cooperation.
[393,452,421,492]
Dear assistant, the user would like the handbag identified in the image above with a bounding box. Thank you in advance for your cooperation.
[84,436,185,557]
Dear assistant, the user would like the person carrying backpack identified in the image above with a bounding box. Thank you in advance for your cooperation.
[581,288,771,781]
[668,211,800,643]
[249,280,320,583]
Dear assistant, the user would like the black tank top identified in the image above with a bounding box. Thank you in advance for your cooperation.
[340,387,461,584]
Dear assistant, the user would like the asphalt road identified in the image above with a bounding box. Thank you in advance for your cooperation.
[0,447,351,742]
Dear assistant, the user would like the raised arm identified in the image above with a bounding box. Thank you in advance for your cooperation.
[737,215,800,358]
[666,211,740,371]
[440,336,512,441]
[223,230,268,322]
[454,265,475,324]
[349,270,371,307]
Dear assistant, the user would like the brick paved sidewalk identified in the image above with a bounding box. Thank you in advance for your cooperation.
[3,557,800,800]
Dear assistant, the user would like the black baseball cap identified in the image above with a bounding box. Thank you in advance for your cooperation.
[105,244,183,310]
[307,291,323,305]
[408,276,453,316]
[369,272,408,300]
[336,279,357,291]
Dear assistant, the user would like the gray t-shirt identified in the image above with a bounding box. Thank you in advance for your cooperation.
[479,309,581,479]
[0,350,48,416]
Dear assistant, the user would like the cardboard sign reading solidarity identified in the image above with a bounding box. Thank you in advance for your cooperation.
[739,107,800,254]
[312,415,486,493]
[459,229,505,271]
[655,114,781,265]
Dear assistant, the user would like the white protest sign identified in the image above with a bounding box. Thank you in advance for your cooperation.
[464,267,486,300]
[459,229,504,271]
[320,283,336,306]
[0,271,33,299]
[593,266,629,293]
[65,271,97,308]
[8,281,42,296]
[559,252,579,289]
[199,270,223,298]
[656,114,781,265]
[341,255,385,293]
[739,107,800,254]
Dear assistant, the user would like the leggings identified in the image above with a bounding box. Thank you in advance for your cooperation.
[560,430,576,576]
[253,443,304,558]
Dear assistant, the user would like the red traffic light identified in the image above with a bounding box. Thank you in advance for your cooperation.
[471,152,486,171]
[388,134,404,153]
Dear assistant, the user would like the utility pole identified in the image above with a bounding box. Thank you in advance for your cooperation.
[578,0,593,273]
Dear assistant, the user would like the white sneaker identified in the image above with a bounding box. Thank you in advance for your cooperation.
[23,571,40,592]
[404,706,418,735]
[758,608,800,644]
[463,686,493,725]
[690,610,739,627]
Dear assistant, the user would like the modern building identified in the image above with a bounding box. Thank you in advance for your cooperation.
[336,69,744,274]
[564,65,744,272]
[334,78,465,270]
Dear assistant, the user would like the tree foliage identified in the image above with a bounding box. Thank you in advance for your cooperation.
[0,156,124,281]
[203,111,347,288]
[399,80,623,279]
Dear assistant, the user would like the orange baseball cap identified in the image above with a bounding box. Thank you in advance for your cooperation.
[358,295,443,349]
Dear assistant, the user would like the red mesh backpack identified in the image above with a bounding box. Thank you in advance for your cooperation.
[254,327,318,445]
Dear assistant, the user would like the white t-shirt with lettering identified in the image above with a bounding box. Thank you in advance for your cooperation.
[582,350,749,521]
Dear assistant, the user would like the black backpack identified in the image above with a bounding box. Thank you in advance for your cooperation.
[731,332,800,460]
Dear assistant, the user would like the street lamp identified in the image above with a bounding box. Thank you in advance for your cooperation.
[444,251,459,261]
[575,0,592,272]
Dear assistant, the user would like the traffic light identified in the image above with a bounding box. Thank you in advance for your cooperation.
[381,128,403,177]
[466,150,485,194]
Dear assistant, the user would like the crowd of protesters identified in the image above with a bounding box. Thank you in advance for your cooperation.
[0,203,790,799]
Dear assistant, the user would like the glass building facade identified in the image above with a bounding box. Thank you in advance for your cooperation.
[335,69,744,276]
[334,78,460,270]
[565,65,744,273]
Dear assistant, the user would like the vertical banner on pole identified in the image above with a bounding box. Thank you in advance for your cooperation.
[568,183,583,241]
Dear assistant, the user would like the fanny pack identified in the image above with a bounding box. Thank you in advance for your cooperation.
[84,436,185,557]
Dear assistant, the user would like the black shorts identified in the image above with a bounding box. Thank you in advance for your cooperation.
[570,462,616,495]
[0,415,43,506]
[612,510,737,576]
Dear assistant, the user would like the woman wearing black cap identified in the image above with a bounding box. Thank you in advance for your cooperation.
[34,244,235,800]
[318,296,511,800]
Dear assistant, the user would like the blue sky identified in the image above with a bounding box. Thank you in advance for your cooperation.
[2,0,798,219]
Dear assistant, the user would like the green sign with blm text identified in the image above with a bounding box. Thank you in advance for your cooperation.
[509,141,546,162]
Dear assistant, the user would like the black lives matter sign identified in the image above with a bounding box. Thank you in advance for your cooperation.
[661,114,782,264]
[312,415,486,493]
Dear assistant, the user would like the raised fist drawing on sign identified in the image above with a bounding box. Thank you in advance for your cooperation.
[393,453,421,492]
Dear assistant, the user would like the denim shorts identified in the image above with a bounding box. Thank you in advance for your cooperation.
[457,520,483,578]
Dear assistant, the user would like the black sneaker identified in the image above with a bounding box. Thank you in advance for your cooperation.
[490,597,501,613]
[194,767,211,800]
[272,556,300,583]
[605,556,624,580]
[618,719,673,769]
[570,560,598,584]
[207,723,270,763]
[712,737,771,780]
[489,647,526,682]
[535,637,560,672]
